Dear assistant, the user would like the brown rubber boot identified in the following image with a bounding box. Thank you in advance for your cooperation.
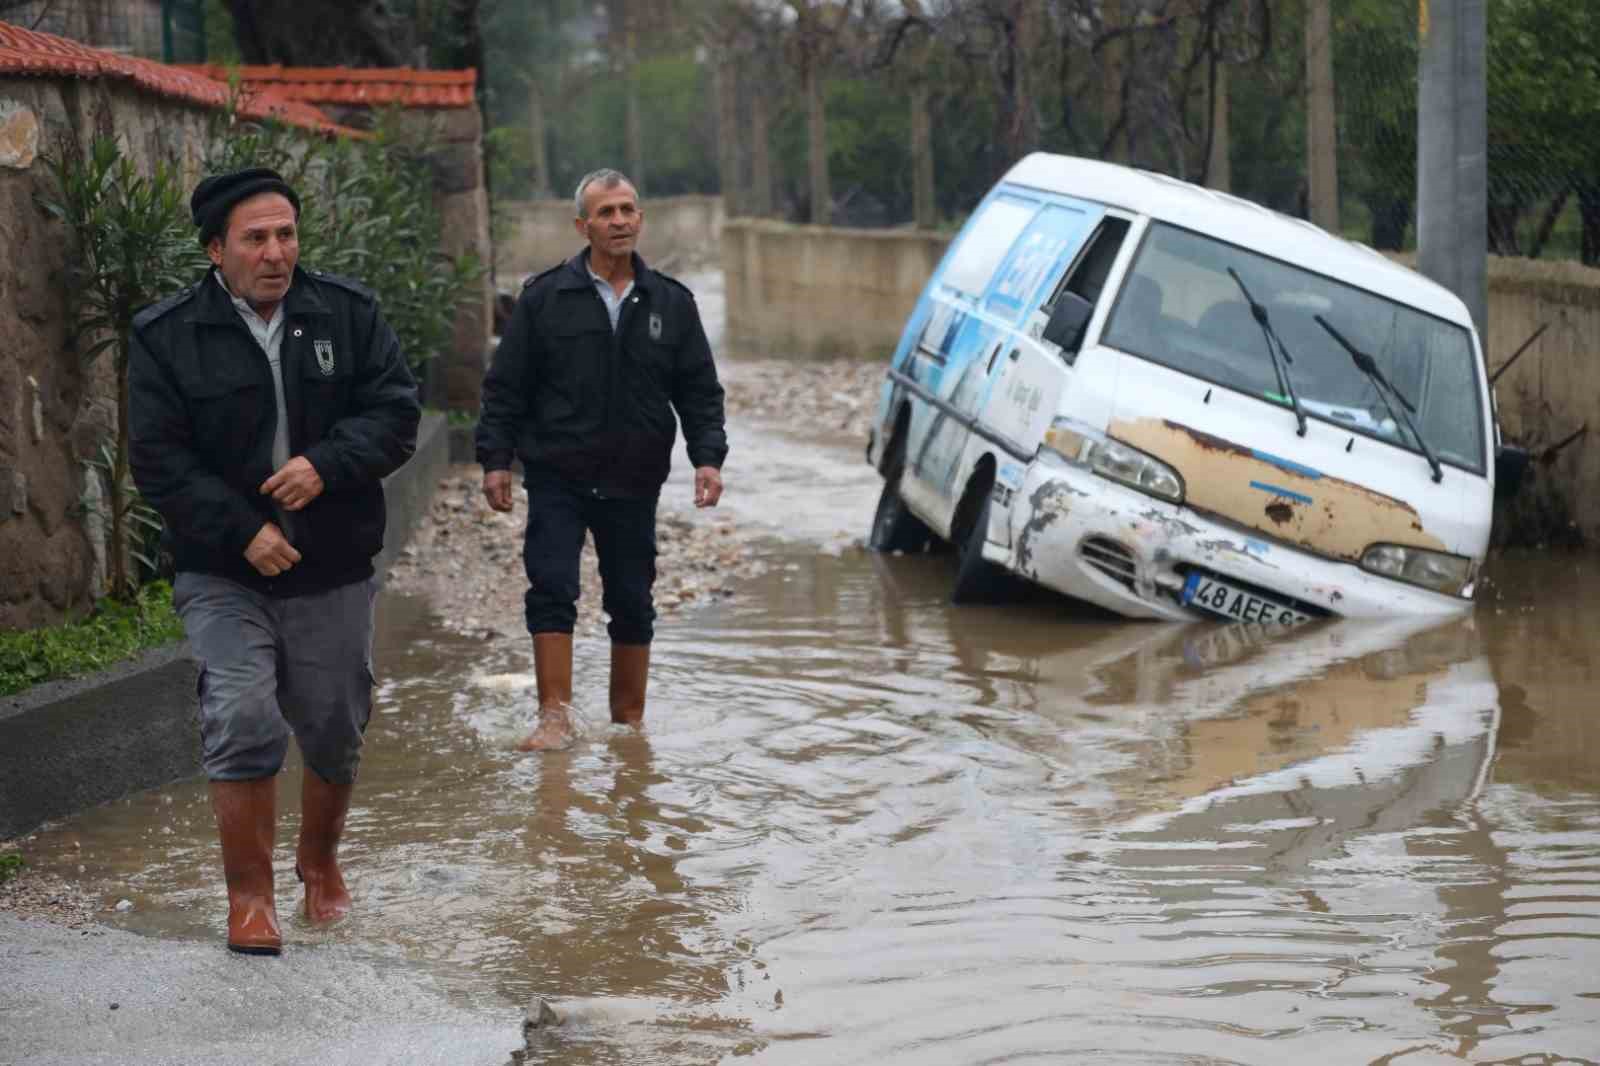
[609,643,651,726]
[517,632,575,751]
[210,777,281,956]
[295,770,354,924]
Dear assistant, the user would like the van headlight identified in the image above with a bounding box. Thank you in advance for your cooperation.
[1040,419,1184,504]
[1360,543,1473,596]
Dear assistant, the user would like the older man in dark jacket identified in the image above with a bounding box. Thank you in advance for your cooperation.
[129,167,419,956]
[477,167,727,752]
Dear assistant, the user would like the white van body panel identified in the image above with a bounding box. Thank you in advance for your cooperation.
[868,153,1494,620]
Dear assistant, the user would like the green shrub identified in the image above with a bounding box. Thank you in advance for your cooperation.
[204,92,483,376]
[0,853,23,885]
[0,582,183,698]
[37,137,206,602]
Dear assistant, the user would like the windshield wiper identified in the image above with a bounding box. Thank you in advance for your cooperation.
[1313,314,1443,483]
[1226,268,1307,437]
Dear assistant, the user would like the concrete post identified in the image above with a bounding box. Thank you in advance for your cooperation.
[1417,0,1488,338]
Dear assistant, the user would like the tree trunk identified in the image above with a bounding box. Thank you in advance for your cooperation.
[1305,0,1339,231]
[1206,60,1230,193]
[1487,201,1523,257]
[1003,0,1040,168]
[1367,195,1410,250]
[716,55,741,217]
[1577,180,1600,267]
[1530,186,1571,260]
[750,82,772,218]
[804,54,830,224]
[110,349,130,601]
[527,77,551,199]
[1100,0,1127,162]
[911,80,936,229]
[624,14,644,192]
[224,0,407,66]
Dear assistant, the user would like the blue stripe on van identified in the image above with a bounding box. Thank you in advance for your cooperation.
[1248,449,1322,479]
[1249,481,1314,505]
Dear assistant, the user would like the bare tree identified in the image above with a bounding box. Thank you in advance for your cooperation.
[870,0,944,227]
[224,0,410,66]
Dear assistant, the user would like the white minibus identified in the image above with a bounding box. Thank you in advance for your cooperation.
[866,153,1507,621]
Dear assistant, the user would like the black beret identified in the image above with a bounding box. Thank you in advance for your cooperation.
[190,167,301,247]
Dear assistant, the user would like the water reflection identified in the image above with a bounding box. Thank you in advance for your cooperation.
[15,549,1600,1064]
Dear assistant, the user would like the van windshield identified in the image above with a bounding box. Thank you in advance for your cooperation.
[1102,223,1485,474]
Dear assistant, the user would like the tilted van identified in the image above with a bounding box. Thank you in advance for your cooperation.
[866,153,1504,622]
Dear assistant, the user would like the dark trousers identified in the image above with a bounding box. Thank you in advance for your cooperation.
[523,473,659,644]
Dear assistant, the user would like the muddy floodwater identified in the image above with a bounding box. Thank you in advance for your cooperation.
[14,273,1600,1062]
[20,435,1600,1064]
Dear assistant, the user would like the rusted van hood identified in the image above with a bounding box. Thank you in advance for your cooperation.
[1111,417,1448,563]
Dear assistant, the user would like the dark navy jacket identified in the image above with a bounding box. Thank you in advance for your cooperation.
[475,250,727,497]
[129,266,420,597]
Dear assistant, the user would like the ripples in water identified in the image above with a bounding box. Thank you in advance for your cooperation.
[17,551,1600,1063]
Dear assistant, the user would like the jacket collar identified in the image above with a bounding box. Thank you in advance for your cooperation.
[558,247,658,299]
[185,265,331,325]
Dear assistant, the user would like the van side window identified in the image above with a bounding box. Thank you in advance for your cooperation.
[1046,217,1132,313]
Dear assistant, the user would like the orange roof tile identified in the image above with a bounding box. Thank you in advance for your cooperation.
[180,64,478,109]
[0,20,360,136]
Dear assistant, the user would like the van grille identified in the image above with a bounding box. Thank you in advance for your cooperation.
[1080,537,1138,590]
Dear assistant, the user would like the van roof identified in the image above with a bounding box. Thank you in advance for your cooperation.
[1002,153,1476,331]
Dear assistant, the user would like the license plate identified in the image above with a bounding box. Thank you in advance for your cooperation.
[1182,572,1312,626]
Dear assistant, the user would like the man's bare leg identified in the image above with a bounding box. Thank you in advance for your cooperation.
[609,642,650,726]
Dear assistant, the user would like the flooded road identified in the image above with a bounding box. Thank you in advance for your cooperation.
[14,272,1600,1062]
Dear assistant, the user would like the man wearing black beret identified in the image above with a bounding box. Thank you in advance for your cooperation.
[128,167,420,956]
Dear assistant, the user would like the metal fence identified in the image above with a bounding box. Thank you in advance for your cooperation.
[1,0,204,62]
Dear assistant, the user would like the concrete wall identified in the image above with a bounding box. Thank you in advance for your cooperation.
[0,411,448,841]
[720,218,949,360]
[497,194,724,282]
[1481,258,1600,544]
[0,76,217,630]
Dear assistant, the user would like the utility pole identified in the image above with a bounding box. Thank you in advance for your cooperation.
[1416,0,1488,338]
[1305,0,1339,231]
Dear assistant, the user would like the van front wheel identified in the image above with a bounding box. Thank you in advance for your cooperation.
[869,459,932,553]
[951,495,1008,604]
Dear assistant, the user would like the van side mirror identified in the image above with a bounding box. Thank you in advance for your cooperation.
[1042,292,1094,355]
[1495,442,1530,500]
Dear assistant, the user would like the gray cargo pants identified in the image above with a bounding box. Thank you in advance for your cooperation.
[173,572,378,784]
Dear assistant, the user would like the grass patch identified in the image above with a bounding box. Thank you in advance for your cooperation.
[0,581,184,698]
[0,852,22,885]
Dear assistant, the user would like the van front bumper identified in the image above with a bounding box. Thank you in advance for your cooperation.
[1001,461,1473,621]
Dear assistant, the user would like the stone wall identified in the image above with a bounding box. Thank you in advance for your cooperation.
[720,219,949,360]
[0,76,216,629]
[497,194,724,282]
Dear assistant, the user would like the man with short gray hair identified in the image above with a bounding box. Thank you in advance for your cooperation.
[477,168,727,751]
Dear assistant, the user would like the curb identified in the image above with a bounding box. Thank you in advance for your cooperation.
[0,411,449,841]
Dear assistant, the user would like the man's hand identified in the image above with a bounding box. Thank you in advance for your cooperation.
[483,469,514,512]
[260,456,324,512]
[694,466,723,509]
[244,522,302,577]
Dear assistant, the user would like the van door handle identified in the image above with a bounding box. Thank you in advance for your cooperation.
[985,342,1004,374]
